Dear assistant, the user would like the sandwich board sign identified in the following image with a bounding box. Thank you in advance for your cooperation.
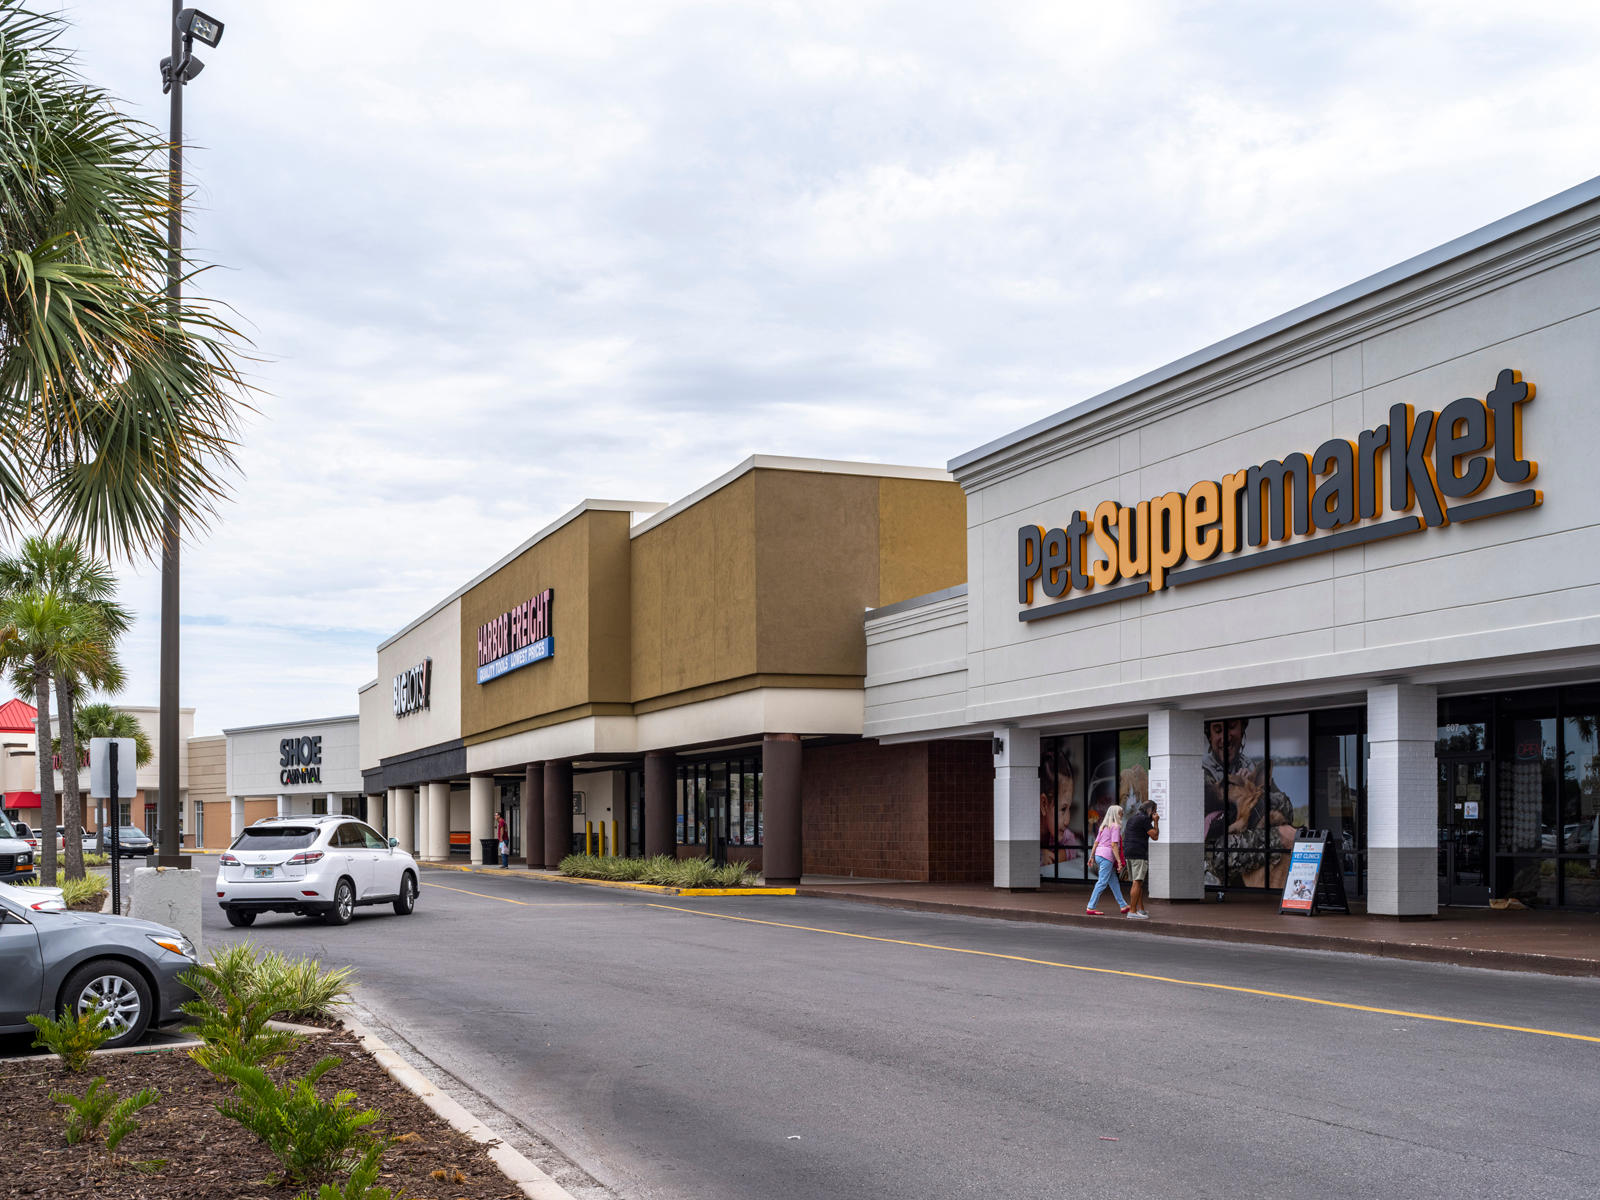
[1279,829,1350,916]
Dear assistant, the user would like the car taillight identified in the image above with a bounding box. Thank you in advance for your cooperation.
[220,852,239,865]
[288,850,324,866]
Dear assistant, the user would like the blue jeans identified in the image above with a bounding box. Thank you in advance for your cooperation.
[1087,854,1127,910]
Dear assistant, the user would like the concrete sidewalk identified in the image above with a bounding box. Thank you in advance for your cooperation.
[794,880,1600,977]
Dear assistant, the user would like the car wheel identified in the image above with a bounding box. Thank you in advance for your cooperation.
[392,871,417,915]
[61,960,152,1050]
[322,878,356,926]
[225,909,256,927]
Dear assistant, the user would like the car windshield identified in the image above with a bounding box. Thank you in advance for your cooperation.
[232,826,318,851]
[119,827,149,838]
[0,812,14,838]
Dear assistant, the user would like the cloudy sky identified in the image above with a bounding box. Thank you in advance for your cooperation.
[36,0,1600,734]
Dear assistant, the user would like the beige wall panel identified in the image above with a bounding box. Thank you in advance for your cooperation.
[461,512,612,739]
[201,800,233,849]
[242,798,276,827]
[756,470,878,677]
[371,598,462,766]
[877,478,967,607]
[187,735,227,811]
[586,511,635,704]
[632,472,758,703]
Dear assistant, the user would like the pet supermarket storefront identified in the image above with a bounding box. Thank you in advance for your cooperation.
[864,178,1600,913]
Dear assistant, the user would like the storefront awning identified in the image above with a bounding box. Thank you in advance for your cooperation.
[5,791,40,809]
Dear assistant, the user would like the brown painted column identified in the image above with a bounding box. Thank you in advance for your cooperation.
[762,733,803,885]
[644,750,677,858]
[543,759,572,869]
[523,763,544,869]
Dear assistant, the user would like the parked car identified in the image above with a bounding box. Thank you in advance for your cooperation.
[0,884,195,1048]
[11,820,63,857]
[0,813,36,883]
[0,881,66,911]
[110,825,154,859]
[216,815,419,927]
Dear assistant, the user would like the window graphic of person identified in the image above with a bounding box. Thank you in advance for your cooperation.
[1202,717,1297,889]
[1040,743,1083,869]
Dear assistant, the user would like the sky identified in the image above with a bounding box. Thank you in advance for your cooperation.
[25,0,1600,734]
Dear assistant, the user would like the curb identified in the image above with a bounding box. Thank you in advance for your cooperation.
[793,889,1600,978]
[339,1010,579,1200]
[421,860,795,897]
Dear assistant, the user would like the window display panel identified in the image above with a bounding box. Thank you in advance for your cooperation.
[1040,735,1086,881]
[1313,717,1365,896]
[1117,730,1149,816]
[1087,731,1119,835]
[1560,706,1600,857]
[1266,715,1310,891]
[1202,716,1275,889]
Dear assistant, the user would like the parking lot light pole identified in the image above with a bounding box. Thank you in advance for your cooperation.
[154,6,225,867]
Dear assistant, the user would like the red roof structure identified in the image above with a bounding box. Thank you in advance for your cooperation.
[0,698,37,734]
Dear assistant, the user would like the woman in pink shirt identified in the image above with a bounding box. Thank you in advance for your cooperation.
[1085,804,1130,916]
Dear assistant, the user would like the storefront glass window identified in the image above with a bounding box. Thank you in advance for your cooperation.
[1560,703,1600,857]
[677,757,762,847]
[1312,710,1365,897]
[1039,735,1086,882]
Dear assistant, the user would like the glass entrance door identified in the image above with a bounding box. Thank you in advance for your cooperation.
[1438,758,1490,906]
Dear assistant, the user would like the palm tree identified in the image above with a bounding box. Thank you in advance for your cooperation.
[0,535,130,878]
[67,702,152,853]
[0,3,250,554]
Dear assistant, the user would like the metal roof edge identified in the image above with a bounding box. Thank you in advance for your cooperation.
[864,583,969,622]
[223,714,360,737]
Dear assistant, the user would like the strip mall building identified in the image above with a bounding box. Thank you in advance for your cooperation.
[358,459,982,884]
[864,178,1600,914]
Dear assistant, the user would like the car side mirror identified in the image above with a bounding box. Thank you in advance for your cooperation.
[388,837,398,848]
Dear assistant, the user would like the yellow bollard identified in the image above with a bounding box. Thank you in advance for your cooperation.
[611,819,619,858]
[585,820,593,855]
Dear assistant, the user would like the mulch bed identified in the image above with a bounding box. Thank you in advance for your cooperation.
[0,1028,526,1200]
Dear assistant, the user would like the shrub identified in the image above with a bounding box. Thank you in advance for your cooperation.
[560,853,760,888]
[84,852,110,867]
[27,1004,112,1070]
[255,949,356,1022]
[51,1076,159,1151]
[216,1055,380,1186]
[180,957,302,1075]
[61,871,108,908]
[296,1143,394,1200]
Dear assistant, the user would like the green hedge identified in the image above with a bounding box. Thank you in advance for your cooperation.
[559,853,760,888]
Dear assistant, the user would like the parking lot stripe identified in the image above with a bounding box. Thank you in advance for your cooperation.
[421,881,610,907]
[648,903,1600,1045]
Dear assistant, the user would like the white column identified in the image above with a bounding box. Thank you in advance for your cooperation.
[469,775,493,865]
[426,781,450,861]
[392,787,415,854]
[276,794,289,819]
[371,791,389,837]
[1367,683,1438,916]
[230,796,245,841]
[415,785,430,857]
[1148,709,1205,901]
[993,728,1041,890]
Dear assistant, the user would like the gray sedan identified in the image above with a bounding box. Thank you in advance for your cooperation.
[0,887,196,1048]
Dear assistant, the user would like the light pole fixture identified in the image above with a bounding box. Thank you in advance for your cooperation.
[152,2,225,868]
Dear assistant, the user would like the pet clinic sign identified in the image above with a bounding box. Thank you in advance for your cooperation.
[1016,369,1541,621]
[477,588,554,684]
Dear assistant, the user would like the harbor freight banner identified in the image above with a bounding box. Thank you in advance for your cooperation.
[477,635,554,684]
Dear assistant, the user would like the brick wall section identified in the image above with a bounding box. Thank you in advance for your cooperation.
[926,739,993,882]
[803,740,932,880]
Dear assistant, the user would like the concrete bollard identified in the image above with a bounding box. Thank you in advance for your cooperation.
[130,867,204,962]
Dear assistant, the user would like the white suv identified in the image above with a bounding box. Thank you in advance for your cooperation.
[216,816,419,928]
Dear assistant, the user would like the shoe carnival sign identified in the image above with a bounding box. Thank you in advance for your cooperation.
[1017,369,1541,622]
[393,658,432,718]
[280,735,322,786]
[477,588,554,684]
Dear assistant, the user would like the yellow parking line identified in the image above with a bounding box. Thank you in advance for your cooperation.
[647,904,1600,1045]
[421,881,608,907]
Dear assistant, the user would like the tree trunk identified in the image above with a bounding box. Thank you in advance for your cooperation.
[32,664,57,883]
[55,673,84,880]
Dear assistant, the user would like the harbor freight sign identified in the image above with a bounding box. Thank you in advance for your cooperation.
[1016,369,1541,622]
[477,588,554,685]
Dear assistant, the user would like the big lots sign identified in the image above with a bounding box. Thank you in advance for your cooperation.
[477,588,554,685]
